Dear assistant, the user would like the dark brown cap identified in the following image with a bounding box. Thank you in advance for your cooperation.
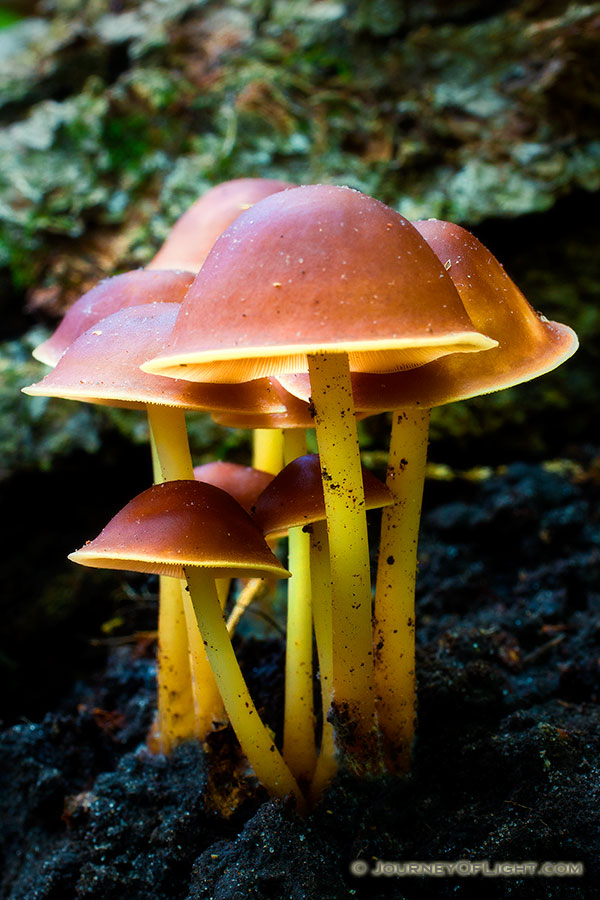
[253,454,393,538]
[69,480,291,580]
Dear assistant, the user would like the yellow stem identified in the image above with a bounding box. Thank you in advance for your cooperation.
[154,575,198,752]
[309,520,338,802]
[374,408,430,773]
[307,352,378,773]
[252,428,284,474]
[226,577,266,634]
[283,524,316,786]
[148,411,196,751]
[184,567,306,812]
[147,405,194,482]
[283,428,307,465]
[216,578,230,609]
[182,584,227,736]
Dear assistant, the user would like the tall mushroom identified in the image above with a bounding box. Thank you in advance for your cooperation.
[141,184,497,769]
[281,219,578,770]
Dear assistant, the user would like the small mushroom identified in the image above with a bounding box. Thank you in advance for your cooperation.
[69,479,305,810]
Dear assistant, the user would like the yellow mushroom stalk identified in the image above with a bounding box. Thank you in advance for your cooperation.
[308,520,337,802]
[252,428,285,475]
[307,352,378,769]
[281,428,315,785]
[184,567,306,811]
[373,408,430,771]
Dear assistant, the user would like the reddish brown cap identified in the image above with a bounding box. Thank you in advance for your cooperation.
[32,269,194,367]
[23,303,287,413]
[69,480,290,579]
[253,454,393,538]
[148,178,294,272]
[277,221,578,412]
[193,461,274,513]
[142,185,496,383]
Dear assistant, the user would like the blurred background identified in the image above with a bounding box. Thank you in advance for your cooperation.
[1,0,598,720]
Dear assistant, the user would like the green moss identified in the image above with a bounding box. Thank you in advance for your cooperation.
[0,8,23,28]
[1,0,598,459]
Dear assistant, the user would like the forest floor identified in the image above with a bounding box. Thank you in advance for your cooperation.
[1,446,598,900]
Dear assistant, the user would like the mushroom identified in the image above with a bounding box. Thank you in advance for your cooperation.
[68,479,305,810]
[281,219,578,771]
[148,177,294,273]
[31,269,195,367]
[141,184,497,768]
[253,454,392,795]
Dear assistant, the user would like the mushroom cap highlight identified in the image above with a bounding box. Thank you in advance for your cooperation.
[277,220,578,411]
[142,185,497,383]
[23,303,287,413]
[32,269,195,367]
[69,480,291,580]
[148,177,294,273]
[253,454,393,539]
[193,461,274,514]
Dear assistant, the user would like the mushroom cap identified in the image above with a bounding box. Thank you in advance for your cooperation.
[141,185,497,383]
[277,220,579,411]
[193,461,274,514]
[211,379,314,429]
[253,454,393,538]
[69,480,291,580]
[23,303,287,413]
[148,177,294,273]
[32,269,195,367]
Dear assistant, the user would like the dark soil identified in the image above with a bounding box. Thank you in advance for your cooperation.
[1,449,599,900]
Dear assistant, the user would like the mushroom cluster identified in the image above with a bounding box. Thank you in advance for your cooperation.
[24,179,578,811]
